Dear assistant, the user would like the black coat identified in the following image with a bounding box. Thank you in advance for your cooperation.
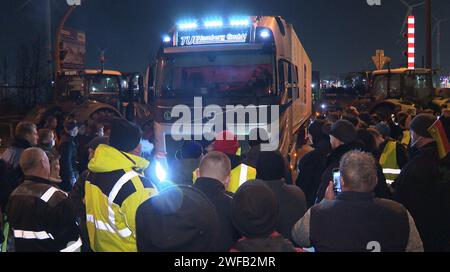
[6,176,81,252]
[0,160,12,211]
[296,140,332,208]
[58,134,79,192]
[315,142,391,203]
[262,179,307,242]
[392,142,450,251]
[0,138,32,207]
[194,177,240,251]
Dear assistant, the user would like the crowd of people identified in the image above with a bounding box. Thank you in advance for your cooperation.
[0,106,448,252]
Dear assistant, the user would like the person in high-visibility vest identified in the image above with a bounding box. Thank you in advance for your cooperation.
[396,112,412,147]
[193,131,256,193]
[84,118,157,252]
[371,122,408,185]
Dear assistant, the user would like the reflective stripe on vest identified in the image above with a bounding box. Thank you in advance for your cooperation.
[60,237,83,252]
[227,164,257,193]
[86,171,138,240]
[40,187,67,203]
[106,171,138,237]
[86,214,132,238]
[239,164,248,187]
[379,141,401,183]
[13,230,54,240]
[192,164,257,193]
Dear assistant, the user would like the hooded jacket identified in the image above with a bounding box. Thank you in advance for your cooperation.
[392,142,450,251]
[84,144,157,252]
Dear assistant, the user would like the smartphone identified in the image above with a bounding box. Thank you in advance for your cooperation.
[332,168,342,194]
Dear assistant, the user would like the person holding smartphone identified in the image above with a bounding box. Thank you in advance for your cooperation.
[291,150,423,252]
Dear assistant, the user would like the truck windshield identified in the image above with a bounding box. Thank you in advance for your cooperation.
[86,75,120,94]
[370,72,433,102]
[370,74,402,99]
[155,51,275,98]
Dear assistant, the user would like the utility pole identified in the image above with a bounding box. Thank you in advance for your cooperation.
[425,0,432,69]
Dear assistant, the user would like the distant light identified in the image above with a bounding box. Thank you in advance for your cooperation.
[230,18,250,26]
[178,21,198,30]
[163,35,171,43]
[155,161,167,182]
[311,83,316,88]
[321,104,326,109]
[260,29,270,39]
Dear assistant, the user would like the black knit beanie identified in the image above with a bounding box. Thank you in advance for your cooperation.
[410,114,436,138]
[231,180,279,239]
[109,118,142,152]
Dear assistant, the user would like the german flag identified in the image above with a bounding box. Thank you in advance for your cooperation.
[428,115,450,159]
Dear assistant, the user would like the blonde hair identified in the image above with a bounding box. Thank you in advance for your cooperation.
[199,151,231,182]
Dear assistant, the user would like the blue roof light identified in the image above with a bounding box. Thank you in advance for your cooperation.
[178,21,198,30]
[230,18,250,27]
[204,19,223,28]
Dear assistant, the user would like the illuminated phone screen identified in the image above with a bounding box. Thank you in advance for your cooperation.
[333,170,342,193]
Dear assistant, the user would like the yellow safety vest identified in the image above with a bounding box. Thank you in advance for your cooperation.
[84,144,157,252]
[193,163,257,193]
[379,141,401,185]
[401,130,411,146]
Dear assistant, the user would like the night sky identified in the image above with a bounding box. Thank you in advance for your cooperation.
[1,0,449,77]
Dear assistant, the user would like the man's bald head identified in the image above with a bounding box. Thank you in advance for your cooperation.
[199,151,231,184]
[20,148,50,177]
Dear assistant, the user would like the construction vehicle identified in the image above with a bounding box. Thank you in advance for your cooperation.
[28,68,153,131]
[147,16,312,180]
[355,68,437,117]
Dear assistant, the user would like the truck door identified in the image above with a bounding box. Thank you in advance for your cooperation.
[278,59,295,158]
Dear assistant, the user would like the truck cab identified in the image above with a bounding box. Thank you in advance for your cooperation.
[149,16,312,179]
[363,68,436,116]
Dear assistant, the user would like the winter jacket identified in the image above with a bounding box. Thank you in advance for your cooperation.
[0,160,12,211]
[84,144,157,252]
[0,138,32,190]
[6,176,81,252]
[58,134,78,192]
[292,191,424,252]
[0,138,32,170]
[230,232,303,252]
[296,140,332,207]
[261,179,307,242]
[194,177,240,251]
[392,142,450,251]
